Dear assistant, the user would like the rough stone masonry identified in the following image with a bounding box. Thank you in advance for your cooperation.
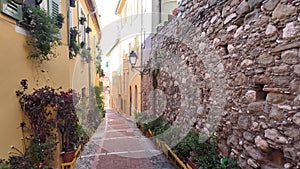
[142,0,300,168]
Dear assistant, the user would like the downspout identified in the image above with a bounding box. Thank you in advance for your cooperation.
[159,0,162,23]
[140,0,144,113]
[87,8,98,104]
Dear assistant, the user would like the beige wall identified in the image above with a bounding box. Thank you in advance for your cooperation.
[0,0,101,165]
[111,0,142,119]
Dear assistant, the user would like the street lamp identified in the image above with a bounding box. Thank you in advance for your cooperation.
[128,51,149,74]
[128,51,137,66]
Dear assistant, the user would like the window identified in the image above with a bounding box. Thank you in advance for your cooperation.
[48,0,62,38]
[1,0,22,20]
[82,87,86,98]
[135,85,138,111]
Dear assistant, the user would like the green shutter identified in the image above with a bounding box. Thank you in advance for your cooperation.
[49,0,59,17]
[48,0,62,38]
[1,0,22,20]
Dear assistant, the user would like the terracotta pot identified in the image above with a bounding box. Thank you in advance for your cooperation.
[63,150,76,163]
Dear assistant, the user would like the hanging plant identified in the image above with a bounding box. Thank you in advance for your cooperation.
[85,27,92,33]
[79,16,86,25]
[70,26,78,40]
[70,0,76,7]
[69,26,80,58]
[69,40,80,59]
[56,13,64,29]
[81,48,92,63]
[80,41,86,48]
[25,5,62,62]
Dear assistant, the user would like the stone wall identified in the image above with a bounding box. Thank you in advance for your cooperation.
[142,0,300,168]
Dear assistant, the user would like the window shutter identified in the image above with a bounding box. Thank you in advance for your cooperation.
[48,0,62,38]
[1,0,22,20]
[48,0,60,17]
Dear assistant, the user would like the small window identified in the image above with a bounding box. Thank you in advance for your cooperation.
[1,0,22,20]
[255,84,267,101]
[82,87,86,98]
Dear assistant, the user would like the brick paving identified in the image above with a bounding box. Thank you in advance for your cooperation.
[76,109,175,169]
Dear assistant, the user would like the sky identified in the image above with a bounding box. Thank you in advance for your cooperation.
[96,0,120,55]
[96,0,119,27]
[96,0,121,74]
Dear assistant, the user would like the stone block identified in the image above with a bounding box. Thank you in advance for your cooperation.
[257,53,274,65]
[293,64,300,76]
[272,76,291,87]
[255,136,269,151]
[266,93,293,104]
[237,0,250,15]
[281,49,299,64]
[269,65,290,75]
[248,102,265,113]
[292,112,300,126]
[283,22,297,39]
[238,115,250,129]
[224,13,237,25]
[245,146,264,160]
[269,106,284,121]
[272,3,296,20]
[265,24,277,36]
[262,0,279,11]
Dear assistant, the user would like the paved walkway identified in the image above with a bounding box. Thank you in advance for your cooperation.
[76,109,175,169]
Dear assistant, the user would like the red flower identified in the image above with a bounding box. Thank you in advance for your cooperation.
[39,162,44,167]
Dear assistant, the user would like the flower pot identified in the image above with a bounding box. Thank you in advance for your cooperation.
[70,0,76,7]
[79,20,85,25]
[57,21,63,29]
[70,33,77,41]
[85,27,92,33]
[80,41,86,48]
[63,150,76,163]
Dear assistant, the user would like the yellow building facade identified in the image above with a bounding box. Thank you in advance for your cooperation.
[109,0,142,120]
[109,0,177,119]
[0,0,101,166]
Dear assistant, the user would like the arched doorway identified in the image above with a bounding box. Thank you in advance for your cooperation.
[129,86,132,116]
[135,85,138,112]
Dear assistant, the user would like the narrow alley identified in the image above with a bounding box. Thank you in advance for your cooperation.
[76,109,175,169]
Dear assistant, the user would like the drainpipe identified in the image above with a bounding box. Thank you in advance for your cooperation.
[87,8,97,105]
[159,0,162,23]
[140,0,143,113]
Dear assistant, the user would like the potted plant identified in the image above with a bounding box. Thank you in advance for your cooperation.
[70,0,76,7]
[69,40,80,59]
[15,80,60,167]
[85,26,92,33]
[25,5,61,62]
[55,90,80,163]
[79,16,86,25]
[70,26,78,40]
[80,41,86,48]
[56,13,64,29]
[81,48,91,63]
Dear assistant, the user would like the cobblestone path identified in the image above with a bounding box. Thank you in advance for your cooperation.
[76,109,175,169]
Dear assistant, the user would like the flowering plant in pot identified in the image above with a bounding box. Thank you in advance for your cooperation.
[55,90,80,162]
[56,13,64,29]
[85,26,92,33]
[79,16,86,25]
[70,0,76,7]
[70,26,78,40]
[15,80,59,167]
